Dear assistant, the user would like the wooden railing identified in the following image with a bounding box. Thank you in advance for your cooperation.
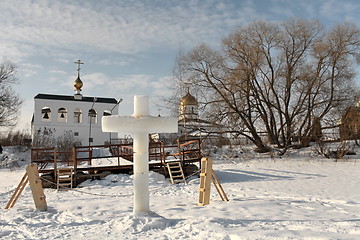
[31,139,202,174]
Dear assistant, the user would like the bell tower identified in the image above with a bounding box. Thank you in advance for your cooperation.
[179,89,198,121]
[179,89,199,139]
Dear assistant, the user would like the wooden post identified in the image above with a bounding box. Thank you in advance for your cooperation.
[72,146,77,186]
[117,145,120,166]
[177,139,181,161]
[53,147,57,178]
[89,148,92,165]
[198,157,213,206]
[26,164,48,211]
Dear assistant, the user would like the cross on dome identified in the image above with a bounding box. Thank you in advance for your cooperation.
[74,59,84,76]
[73,59,84,94]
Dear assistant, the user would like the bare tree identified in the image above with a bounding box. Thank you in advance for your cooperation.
[176,19,360,153]
[0,61,22,127]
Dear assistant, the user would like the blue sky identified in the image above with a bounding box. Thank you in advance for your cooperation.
[1,0,359,131]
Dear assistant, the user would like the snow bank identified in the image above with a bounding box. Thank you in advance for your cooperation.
[0,146,30,169]
[1,146,360,239]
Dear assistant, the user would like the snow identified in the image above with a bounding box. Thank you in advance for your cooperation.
[1,145,360,239]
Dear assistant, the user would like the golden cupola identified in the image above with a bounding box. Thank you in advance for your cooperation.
[73,59,84,98]
[74,75,83,92]
[179,89,198,121]
[180,92,198,108]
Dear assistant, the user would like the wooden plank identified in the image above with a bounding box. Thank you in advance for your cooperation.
[26,164,48,211]
[211,170,229,202]
[53,148,57,179]
[5,172,29,209]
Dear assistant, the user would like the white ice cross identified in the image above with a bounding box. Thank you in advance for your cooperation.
[102,95,178,214]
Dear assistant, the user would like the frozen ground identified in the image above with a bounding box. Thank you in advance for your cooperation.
[0,146,360,239]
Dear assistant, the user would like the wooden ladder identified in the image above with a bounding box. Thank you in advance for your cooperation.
[166,161,186,184]
[198,157,228,206]
[57,168,74,191]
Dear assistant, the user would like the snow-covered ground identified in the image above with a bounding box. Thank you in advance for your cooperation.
[1,146,360,239]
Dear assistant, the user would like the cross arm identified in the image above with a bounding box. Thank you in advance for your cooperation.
[102,116,178,134]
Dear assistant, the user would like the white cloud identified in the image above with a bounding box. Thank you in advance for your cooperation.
[151,75,177,97]
[1,0,358,64]
[319,0,360,23]
[0,0,248,61]
[77,72,154,97]
[49,70,67,75]
[20,68,38,78]
[112,74,152,92]
[97,59,130,67]
[81,72,110,89]
[20,63,43,69]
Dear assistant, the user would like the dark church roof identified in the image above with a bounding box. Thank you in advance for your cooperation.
[34,94,117,104]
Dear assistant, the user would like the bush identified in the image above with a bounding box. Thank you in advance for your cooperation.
[314,139,354,161]
[56,130,81,152]
[32,128,81,150]
[32,127,56,148]
[0,130,31,146]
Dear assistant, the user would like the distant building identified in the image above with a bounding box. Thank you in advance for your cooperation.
[178,90,199,139]
[178,90,226,141]
[31,60,120,146]
[339,104,360,140]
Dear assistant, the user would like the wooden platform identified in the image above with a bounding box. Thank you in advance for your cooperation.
[31,139,202,187]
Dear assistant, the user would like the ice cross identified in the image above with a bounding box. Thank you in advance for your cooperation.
[102,95,178,214]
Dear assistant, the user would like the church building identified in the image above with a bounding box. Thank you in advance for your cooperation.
[178,90,225,141]
[178,90,199,139]
[31,60,120,146]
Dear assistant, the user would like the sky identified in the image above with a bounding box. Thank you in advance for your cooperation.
[0,0,360,132]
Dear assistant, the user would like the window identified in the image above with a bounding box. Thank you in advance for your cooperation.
[74,132,79,136]
[58,107,67,123]
[88,109,97,124]
[41,107,51,122]
[74,108,82,123]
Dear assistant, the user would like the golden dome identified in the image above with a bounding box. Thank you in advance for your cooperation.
[180,92,198,106]
[74,76,83,91]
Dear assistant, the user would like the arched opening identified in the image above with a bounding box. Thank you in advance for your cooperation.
[88,109,97,124]
[58,107,67,123]
[41,107,51,122]
[74,108,82,123]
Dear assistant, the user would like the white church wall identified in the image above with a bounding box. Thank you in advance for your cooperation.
[33,98,118,146]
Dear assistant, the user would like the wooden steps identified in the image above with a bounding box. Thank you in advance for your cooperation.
[166,162,186,184]
[198,157,228,206]
[57,168,74,191]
